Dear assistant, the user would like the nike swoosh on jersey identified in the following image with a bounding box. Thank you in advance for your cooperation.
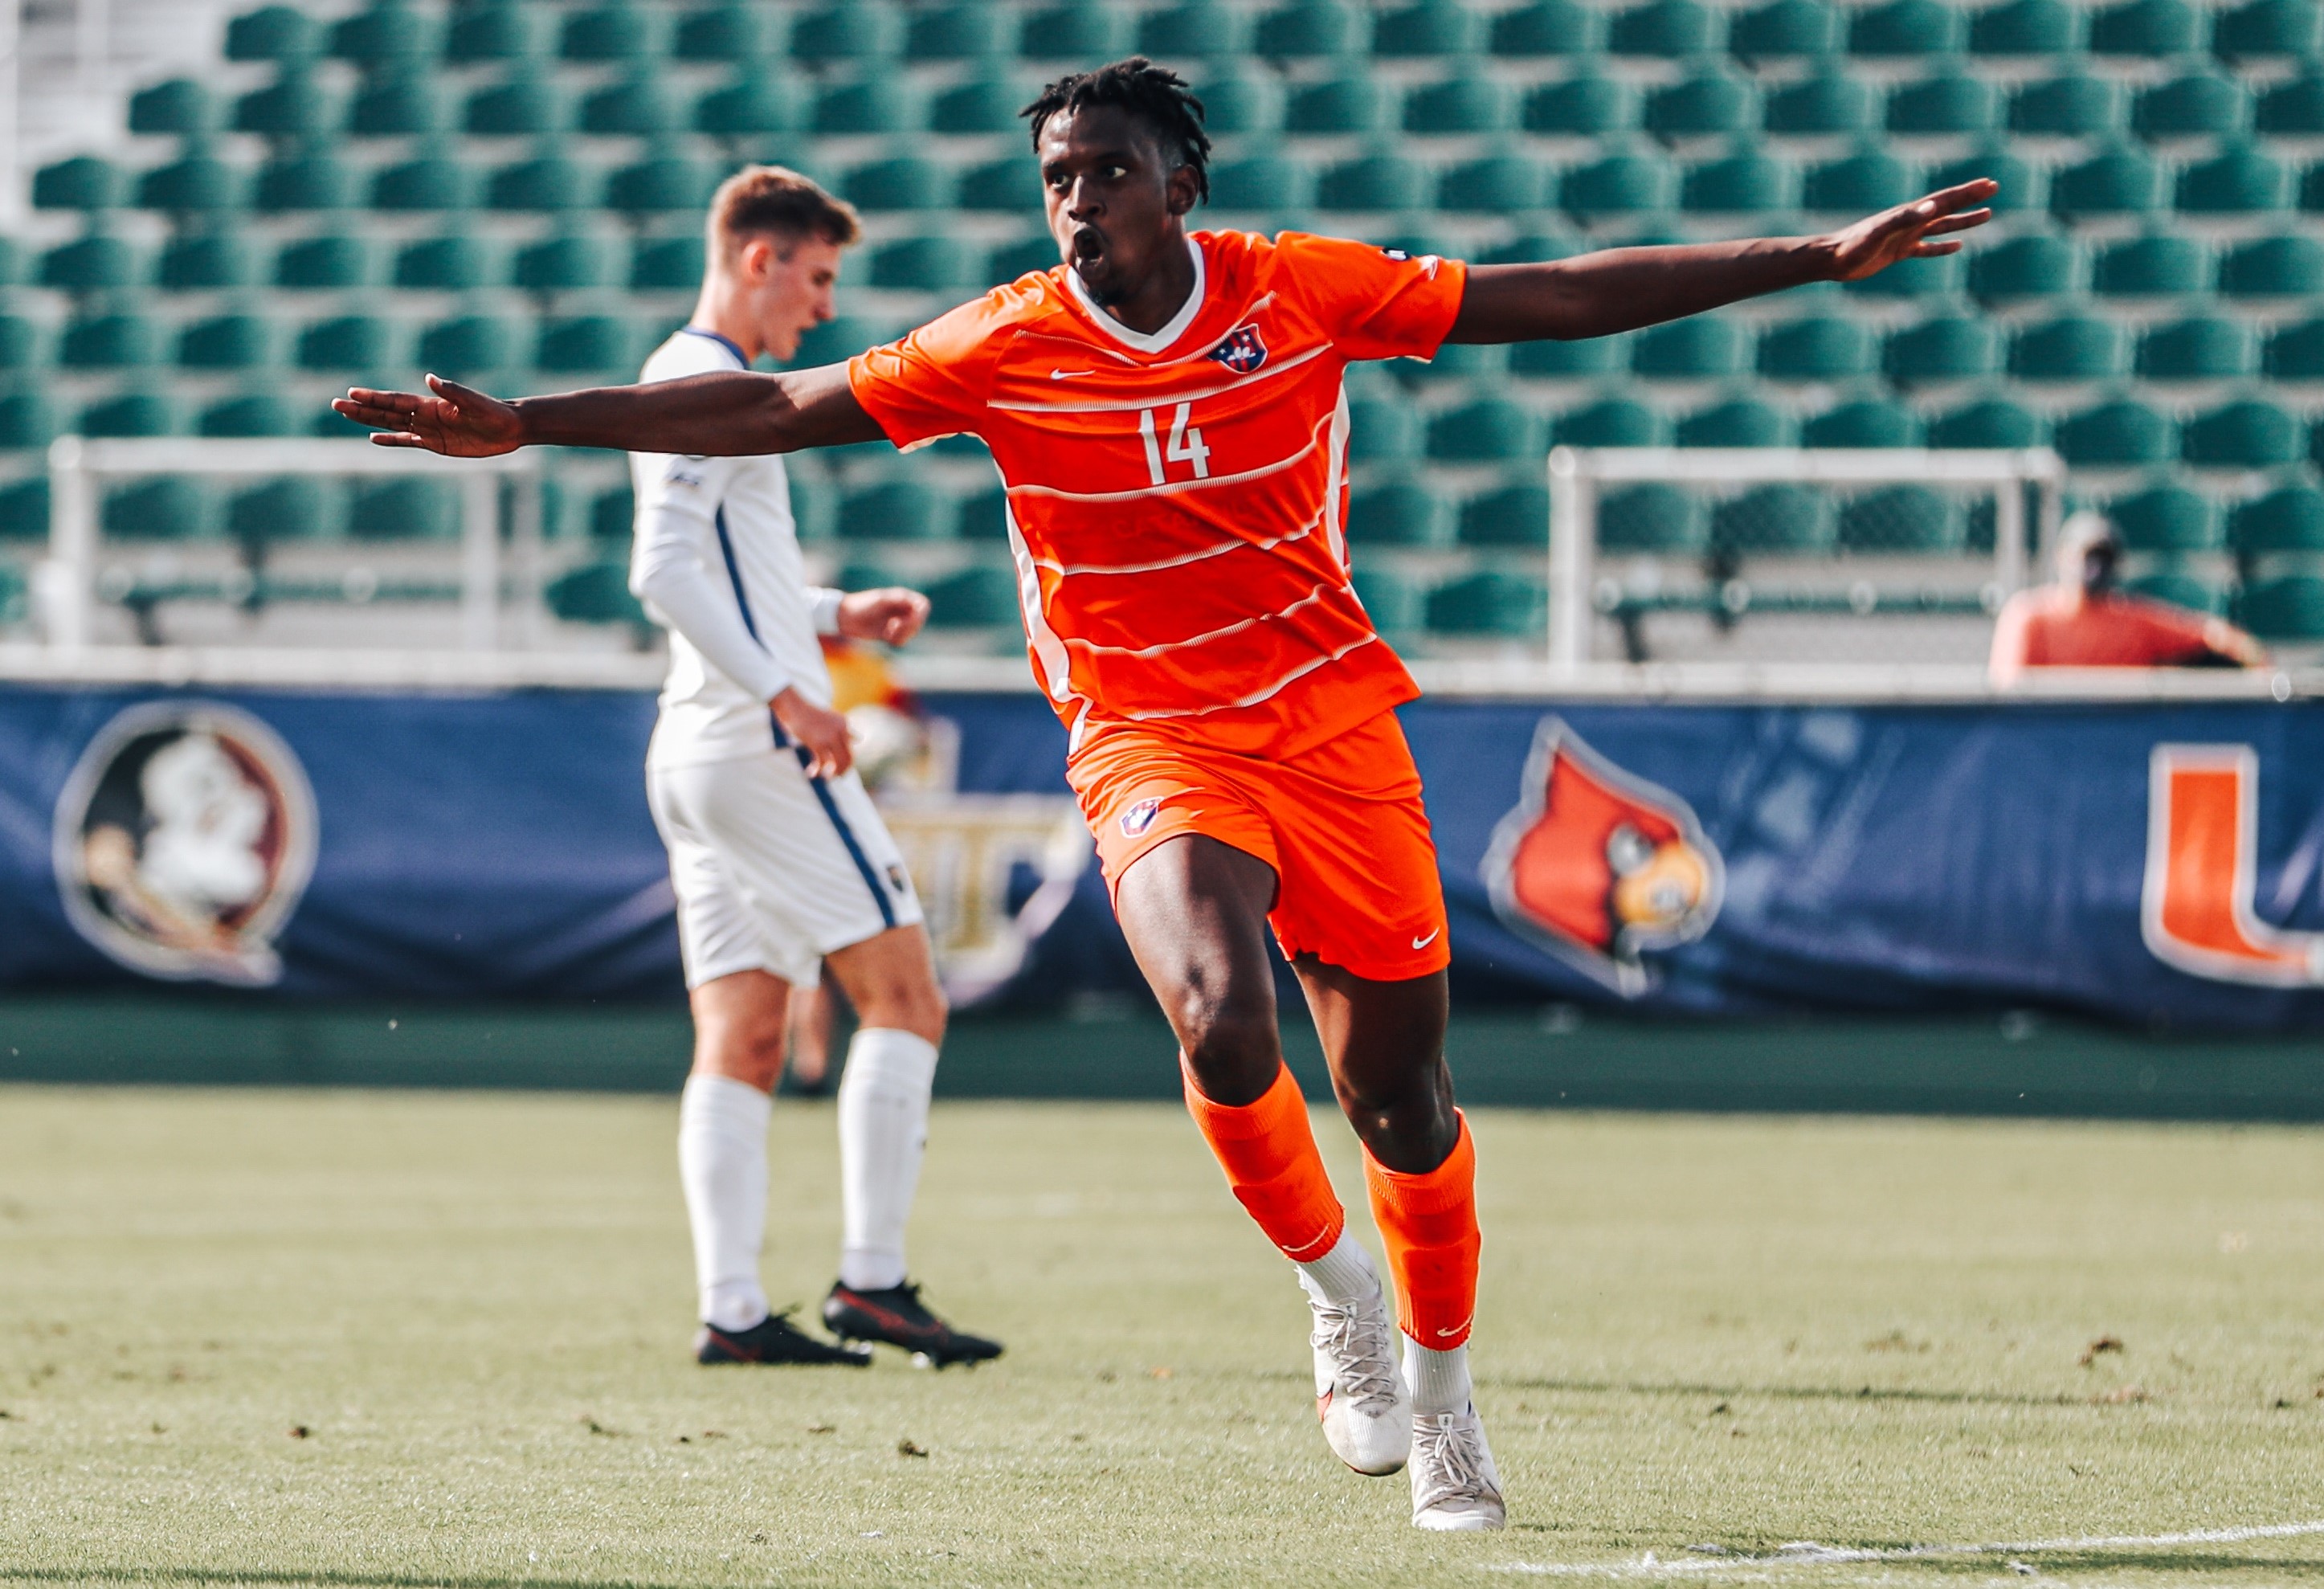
[1411,929,1441,950]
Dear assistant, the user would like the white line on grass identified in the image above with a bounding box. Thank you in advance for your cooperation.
[1490,1519,2324,1576]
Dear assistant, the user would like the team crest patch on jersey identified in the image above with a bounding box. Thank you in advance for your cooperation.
[1119,798,1163,838]
[1207,327,1268,374]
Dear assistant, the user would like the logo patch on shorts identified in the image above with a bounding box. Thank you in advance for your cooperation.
[885,863,910,896]
[1119,798,1163,838]
[1206,326,1267,374]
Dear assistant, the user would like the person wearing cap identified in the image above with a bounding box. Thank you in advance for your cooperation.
[1989,512,2265,686]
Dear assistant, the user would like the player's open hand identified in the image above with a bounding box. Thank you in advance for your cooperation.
[771,687,854,779]
[837,586,931,647]
[1820,179,1998,282]
[332,374,525,455]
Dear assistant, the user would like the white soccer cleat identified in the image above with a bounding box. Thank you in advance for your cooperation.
[1308,1282,1411,1476]
[1408,1404,1506,1531]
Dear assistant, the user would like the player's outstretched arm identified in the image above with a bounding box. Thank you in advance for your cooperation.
[331,362,885,456]
[1444,179,1998,345]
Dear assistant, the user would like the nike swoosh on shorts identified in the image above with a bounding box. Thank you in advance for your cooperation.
[1411,929,1441,950]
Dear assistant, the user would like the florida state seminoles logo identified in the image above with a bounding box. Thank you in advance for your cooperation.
[2143,743,2324,986]
[51,701,317,986]
[1207,326,1267,374]
[1481,718,1723,996]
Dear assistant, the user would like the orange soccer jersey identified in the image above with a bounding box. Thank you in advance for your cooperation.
[847,228,1468,761]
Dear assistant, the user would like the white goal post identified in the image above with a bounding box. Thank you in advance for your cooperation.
[1546,447,2067,679]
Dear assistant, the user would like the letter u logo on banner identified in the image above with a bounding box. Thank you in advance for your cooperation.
[2142,743,2324,986]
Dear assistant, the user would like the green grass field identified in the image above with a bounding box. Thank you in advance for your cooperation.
[4,1086,2323,1587]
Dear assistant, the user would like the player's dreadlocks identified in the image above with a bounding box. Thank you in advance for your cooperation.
[1022,57,1211,205]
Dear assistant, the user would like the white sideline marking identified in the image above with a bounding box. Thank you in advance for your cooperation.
[1489,1520,2324,1576]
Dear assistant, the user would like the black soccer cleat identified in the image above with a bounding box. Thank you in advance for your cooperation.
[694,1309,872,1367]
[822,1281,1005,1368]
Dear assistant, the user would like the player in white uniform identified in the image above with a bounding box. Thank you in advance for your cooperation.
[628,165,1001,1368]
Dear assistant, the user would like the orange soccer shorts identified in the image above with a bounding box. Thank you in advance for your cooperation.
[1067,710,1452,983]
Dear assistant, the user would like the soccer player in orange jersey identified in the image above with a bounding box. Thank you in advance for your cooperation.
[337,59,1993,1530]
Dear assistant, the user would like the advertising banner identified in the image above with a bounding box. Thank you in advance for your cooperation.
[3,684,2320,1031]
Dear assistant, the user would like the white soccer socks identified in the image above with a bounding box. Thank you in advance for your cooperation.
[676,1072,774,1331]
[1298,1234,1413,1476]
[835,1027,939,1293]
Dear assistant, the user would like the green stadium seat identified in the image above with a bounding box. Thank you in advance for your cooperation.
[1681,149,1795,212]
[1758,318,1876,379]
[1016,5,1132,59]
[346,71,446,137]
[869,236,979,292]
[2134,71,2251,138]
[466,79,566,135]
[329,1,437,63]
[1713,484,1836,553]
[922,565,1019,627]
[235,71,340,137]
[129,79,215,136]
[1195,66,1286,133]
[795,317,895,367]
[1803,149,1914,211]
[2010,317,2128,381]
[1347,476,1451,545]
[178,314,276,370]
[836,480,942,540]
[561,3,657,60]
[137,152,245,214]
[0,389,54,450]
[582,484,634,543]
[2243,225,2324,292]
[1406,343,1505,386]
[537,316,635,375]
[2304,162,2324,211]
[370,155,475,210]
[59,312,157,369]
[2088,0,2201,53]
[2183,400,2301,467]
[1607,0,1719,55]
[545,562,647,628]
[1888,73,2002,133]
[0,313,36,374]
[953,488,1007,541]
[674,4,772,60]
[1803,399,1920,447]
[1554,396,1668,446]
[1460,482,1550,546]
[958,158,1040,212]
[81,394,177,438]
[1885,317,2001,383]
[1209,153,1316,210]
[1677,397,1794,447]
[35,154,123,210]
[1320,153,1430,211]
[816,78,925,135]
[1438,153,1547,212]
[1509,335,1624,378]
[1347,394,1423,460]
[2052,398,2175,464]
[1631,317,1748,378]
[607,154,717,215]
[2138,317,2257,378]
[350,478,455,541]
[631,235,705,291]
[0,477,48,536]
[488,154,593,212]
[1350,567,1426,635]
[298,315,394,371]
[443,0,543,61]
[2178,145,2291,213]
[1600,482,1709,549]
[1971,0,2079,51]
[1763,72,1878,134]
[1925,147,2038,213]
[1288,73,1389,133]
[986,235,1062,285]
[1970,235,2080,300]
[1562,151,1679,215]
[1427,570,1545,635]
[1429,398,1544,459]
[2215,0,2324,53]
[395,235,492,290]
[1728,0,1840,56]
[790,4,902,61]
[909,3,1007,58]
[2230,487,2324,553]
[513,234,611,293]
[158,235,253,291]
[696,73,803,137]
[1374,0,1485,55]
[2011,74,2125,137]
[0,239,22,286]
[1479,231,1583,266]
[929,75,1033,133]
[2125,566,2230,613]
[2237,574,2324,638]
[1644,70,1758,137]
[2092,232,2208,295]
[581,76,681,137]
[2110,484,2220,549]
[227,6,321,61]
[1406,74,1515,134]
[104,479,211,540]
[200,394,296,437]
[2266,317,2324,376]
[418,315,517,378]
[251,149,354,211]
[39,233,137,292]
[1255,1,1367,55]
[229,477,341,543]
[1525,73,1637,134]
[1493,0,1605,52]
[1848,0,1963,52]
[2257,71,2324,133]
[839,157,950,214]
[1840,485,1962,551]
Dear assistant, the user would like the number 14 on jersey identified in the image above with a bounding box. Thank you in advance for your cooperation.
[1138,402,1211,486]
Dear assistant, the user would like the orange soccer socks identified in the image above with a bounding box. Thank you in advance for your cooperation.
[1181,1057,1349,1265]
[1364,1113,1482,1412]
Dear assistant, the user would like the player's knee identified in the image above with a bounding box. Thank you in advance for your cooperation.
[852,975,947,1046]
[1179,1003,1280,1096]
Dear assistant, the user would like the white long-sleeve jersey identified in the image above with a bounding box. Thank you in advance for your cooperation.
[627,327,844,770]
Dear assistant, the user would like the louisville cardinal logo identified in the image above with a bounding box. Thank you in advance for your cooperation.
[1206,325,1267,374]
[1481,718,1723,996]
[2142,744,2324,986]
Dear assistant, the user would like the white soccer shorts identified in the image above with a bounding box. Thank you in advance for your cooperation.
[647,750,924,990]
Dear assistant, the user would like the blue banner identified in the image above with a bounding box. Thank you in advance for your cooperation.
[2,683,2319,1030]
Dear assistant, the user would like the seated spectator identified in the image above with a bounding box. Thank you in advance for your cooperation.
[1990,513,2263,685]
